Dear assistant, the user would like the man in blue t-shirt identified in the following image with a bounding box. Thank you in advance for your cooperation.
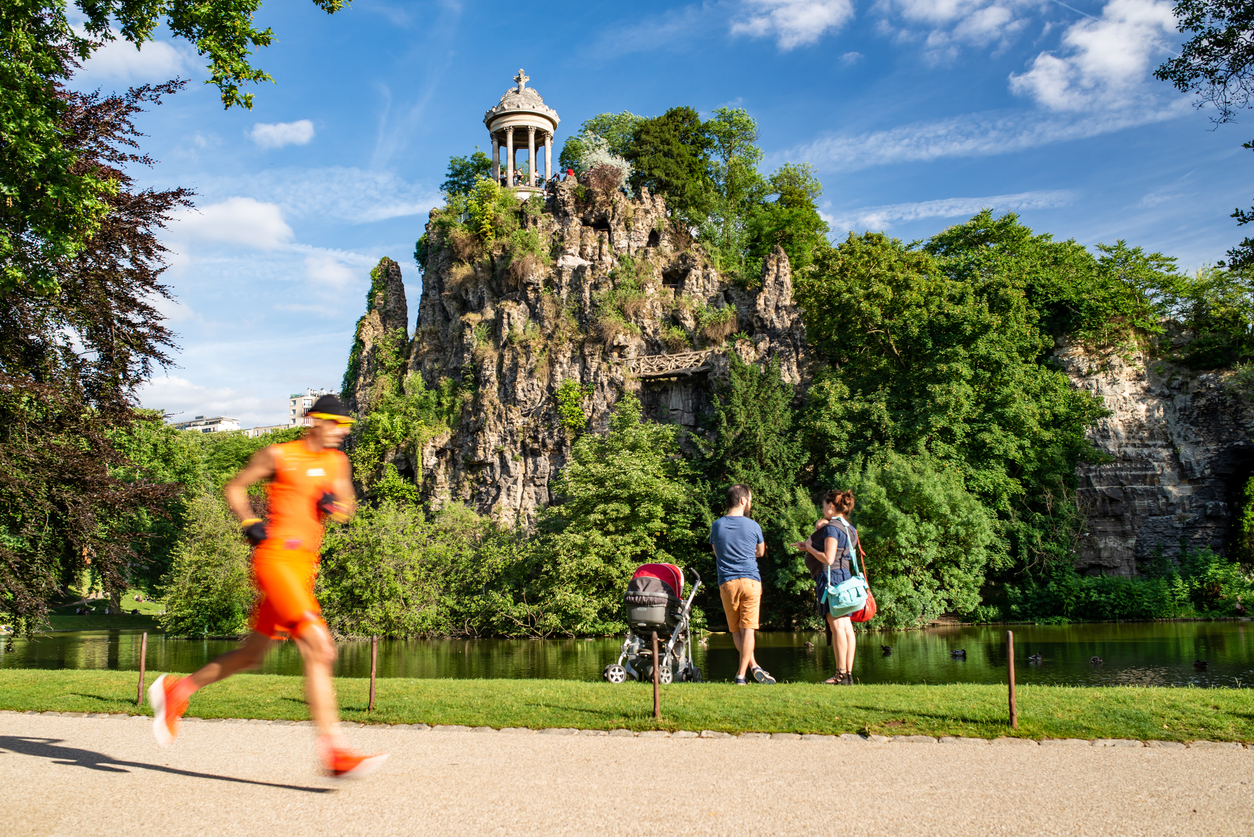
[708,484,776,685]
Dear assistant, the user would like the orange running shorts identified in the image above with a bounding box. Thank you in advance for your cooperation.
[250,548,326,640]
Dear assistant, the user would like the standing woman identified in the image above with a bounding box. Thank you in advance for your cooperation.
[794,490,859,685]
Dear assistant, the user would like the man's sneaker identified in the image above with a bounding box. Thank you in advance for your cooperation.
[752,666,777,685]
[734,676,748,685]
[149,674,188,748]
[318,739,389,780]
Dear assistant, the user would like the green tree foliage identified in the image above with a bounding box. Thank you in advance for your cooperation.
[1,0,345,295]
[558,111,643,174]
[318,501,520,638]
[797,227,1108,571]
[441,150,494,196]
[1159,265,1254,367]
[925,211,1175,348]
[527,395,709,635]
[346,377,460,498]
[0,83,194,633]
[746,163,830,276]
[1236,474,1254,565]
[702,107,767,277]
[1155,0,1254,268]
[158,489,255,636]
[1007,546,1254,621]
[625,107,714,224]
[842,453,998,627]
[694,355,808,622]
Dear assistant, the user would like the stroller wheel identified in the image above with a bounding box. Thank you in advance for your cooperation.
[656,664,674,684]
[603,664,628,684]
[682,665,703,683]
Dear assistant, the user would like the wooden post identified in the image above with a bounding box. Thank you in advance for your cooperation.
[368,635,378,712]
[1007,630,1018,729]
[136,632,147,706]
[651,631,661,720]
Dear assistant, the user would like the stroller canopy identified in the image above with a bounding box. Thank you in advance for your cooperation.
[631,563,683,598]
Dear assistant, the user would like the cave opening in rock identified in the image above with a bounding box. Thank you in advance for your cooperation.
[1226,447,1254,563]
[647,229,660,248]
[590,217,611,233]
[662,266,684,288]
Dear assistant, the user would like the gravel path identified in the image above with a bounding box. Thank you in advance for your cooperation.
[2,711,1251,836]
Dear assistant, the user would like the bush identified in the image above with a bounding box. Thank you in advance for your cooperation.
[842,452,998,628]
[158,490,255,636]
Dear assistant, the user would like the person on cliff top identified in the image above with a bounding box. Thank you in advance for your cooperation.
[708,484,776,685]
[148,394,387,780]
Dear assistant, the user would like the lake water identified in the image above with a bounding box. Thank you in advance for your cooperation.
[4,621,1251,687]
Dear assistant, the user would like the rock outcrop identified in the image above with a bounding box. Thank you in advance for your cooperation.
[342,257,409,416]
[373,183,807,528]
[1058,339,1254,575]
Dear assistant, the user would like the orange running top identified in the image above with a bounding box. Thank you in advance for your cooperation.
[263,439,349,557]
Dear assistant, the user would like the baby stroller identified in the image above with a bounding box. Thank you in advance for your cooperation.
[603,563,703,684]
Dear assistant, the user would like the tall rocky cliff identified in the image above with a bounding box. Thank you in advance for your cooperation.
[1058,338,1254,576]
[347,183,807,528]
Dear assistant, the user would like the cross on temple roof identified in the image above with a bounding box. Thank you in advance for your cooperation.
[514,69,529,92]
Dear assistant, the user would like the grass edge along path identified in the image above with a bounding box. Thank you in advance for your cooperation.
[1,670,1251,743]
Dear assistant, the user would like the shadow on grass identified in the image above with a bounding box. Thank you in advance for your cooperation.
[847,705,999,728]
[0,736,333,793]
[66,693,127,706]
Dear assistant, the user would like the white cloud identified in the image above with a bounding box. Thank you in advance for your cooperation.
[79,37,197,83]
[840,51,865,64]
[778,101,1190,172]
[302,252,358,290]
[189,167,443,225]
[250,120,317,149]
[876,0,1034,61]
[829,189,1077,231]
[169,198,294,250]
[1009,0,1178,111]
[138,375,267,424]
[731,0,855,48]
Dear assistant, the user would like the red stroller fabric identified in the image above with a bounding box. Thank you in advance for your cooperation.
[631,563,683,598]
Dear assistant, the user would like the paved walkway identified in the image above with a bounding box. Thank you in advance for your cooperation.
[1,712,1251,836]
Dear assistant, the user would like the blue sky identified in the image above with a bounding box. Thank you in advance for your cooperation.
[68,0,1250,428]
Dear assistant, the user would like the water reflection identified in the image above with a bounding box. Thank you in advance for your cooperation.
[2,621,1251,688]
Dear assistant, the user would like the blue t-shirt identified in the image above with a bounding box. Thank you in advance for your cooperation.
[708,515,764,585]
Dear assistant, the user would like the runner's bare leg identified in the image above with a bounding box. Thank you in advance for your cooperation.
[293,618,340,739]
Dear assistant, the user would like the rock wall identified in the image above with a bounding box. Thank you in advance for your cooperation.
[342,257,408,416]
[390,182,807,528]
[1058,339,1254,576]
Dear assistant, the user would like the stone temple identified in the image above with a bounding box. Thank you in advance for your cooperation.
[483,69,559,197]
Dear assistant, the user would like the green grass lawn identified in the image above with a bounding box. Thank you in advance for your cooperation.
[2,669,1250,741]
[44,588,163,632]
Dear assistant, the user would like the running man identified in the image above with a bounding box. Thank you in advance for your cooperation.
[149,394,386,779]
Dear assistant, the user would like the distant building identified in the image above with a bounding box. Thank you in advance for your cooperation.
[174,415,241,434]
[289,387,335,427]
[244,424,288,439]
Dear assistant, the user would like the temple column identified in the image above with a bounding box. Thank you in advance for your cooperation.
[505,127,515,187]
[527,126,536,187]
[491,134,500,184]
[544,133,552,182]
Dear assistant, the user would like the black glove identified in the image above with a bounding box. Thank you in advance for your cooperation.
[317,492,350,523]
[241,518,267,546]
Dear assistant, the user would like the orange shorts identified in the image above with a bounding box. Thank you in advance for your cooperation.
[250,547,326,640]
[719,578,762,632]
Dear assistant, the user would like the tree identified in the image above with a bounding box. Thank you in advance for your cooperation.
[441,150,494,196]
[704,107,766,275]
[797,228,1107,570]
[694,354,810,626]
[1156,0,1254,268]
[1,81,194,633]
[626,106,714,223]
[528,395,709,635]
[158,489,255,636]
[558,111,643,174]
[2,0,346,295]
[844,452,998,627]
[747,163,830,275]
